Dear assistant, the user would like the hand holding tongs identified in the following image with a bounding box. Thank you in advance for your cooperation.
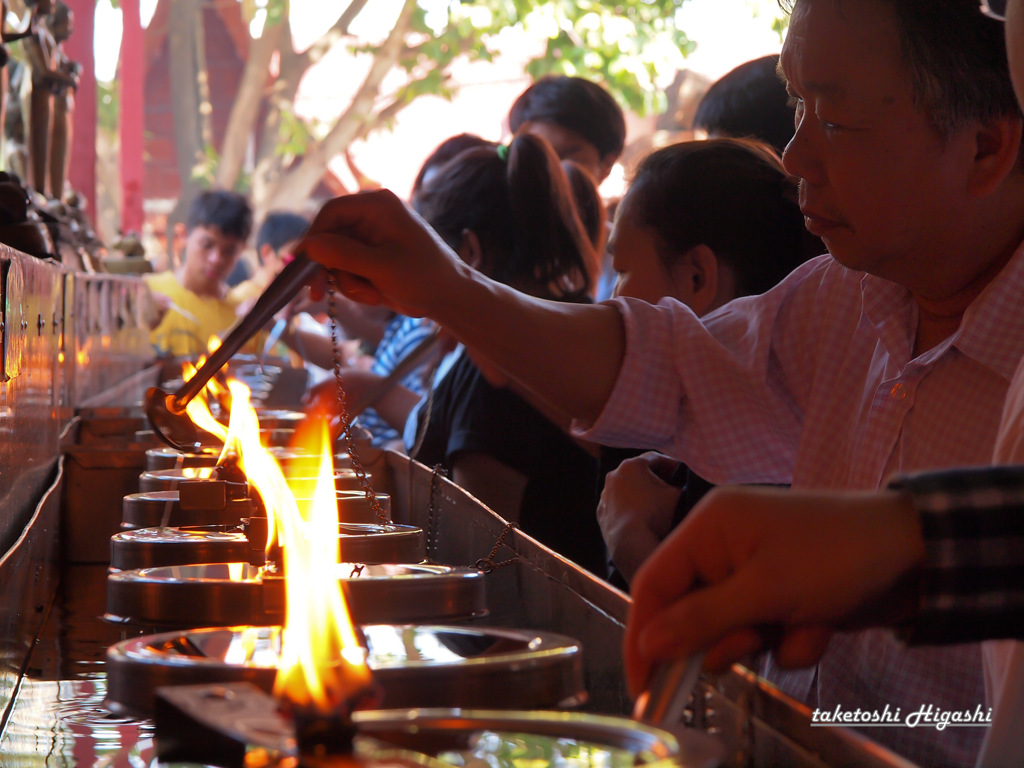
[633,653,705,729]
[146,254,322,450]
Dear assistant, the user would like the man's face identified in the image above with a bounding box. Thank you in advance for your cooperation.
[780,0,980,284]
[181,224,244,296]
[519,120,613,183]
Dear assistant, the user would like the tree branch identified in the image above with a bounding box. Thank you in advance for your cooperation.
[262,0,419,213]
[214,16,285,189]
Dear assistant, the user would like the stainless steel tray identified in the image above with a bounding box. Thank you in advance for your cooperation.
[105,562,484,629]
[110,522,425,570]
[106,624,583,718]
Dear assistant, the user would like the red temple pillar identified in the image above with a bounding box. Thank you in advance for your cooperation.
[64,0,96,226]
[119,0,144,234]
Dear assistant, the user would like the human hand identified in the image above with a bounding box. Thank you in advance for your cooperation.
[597,452,683,583]
[299,190,468,320]
[305,367,380,412]
[624,486,924,696]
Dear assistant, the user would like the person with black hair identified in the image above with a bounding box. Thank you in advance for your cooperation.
[598,137,817,586]
[144,189,254,356]
[693,54,796,156]
[296,1,1024,762]
[509,76,625,299]
[411,132,607,573]
[230,211,309,309]
[508,75,625,185]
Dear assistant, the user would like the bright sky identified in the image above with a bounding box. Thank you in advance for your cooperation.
[91,0,785,196]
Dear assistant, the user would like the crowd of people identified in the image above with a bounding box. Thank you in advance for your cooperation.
[139,2,1024,765]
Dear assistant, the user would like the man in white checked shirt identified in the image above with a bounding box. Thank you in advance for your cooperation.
[297,0,1024,763]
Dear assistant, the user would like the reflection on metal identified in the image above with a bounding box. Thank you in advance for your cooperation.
[1,248,66,552]
[144,446,221,471]
[137,466,375,497]
[107,624,582,719]
[109,522,425,571]
[105,561,485,629]
[3,255,23,381]
[0,457,62,729]
[152,683,708,768]
[121,488,253,531]
[109,526,250,570]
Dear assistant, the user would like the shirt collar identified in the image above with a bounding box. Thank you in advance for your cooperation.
[955,239,1024,380]
[858,240,1024,380]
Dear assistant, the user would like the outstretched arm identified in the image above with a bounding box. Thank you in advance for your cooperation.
[299,190,625,423]
[624,486,924,696]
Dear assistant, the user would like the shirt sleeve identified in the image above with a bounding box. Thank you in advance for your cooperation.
[574,256,832,485]
[887,466,1024,645]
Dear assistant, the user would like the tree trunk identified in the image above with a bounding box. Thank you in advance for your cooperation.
[259,0,418,216]
[166,0,209,243]
[214,13,285,190]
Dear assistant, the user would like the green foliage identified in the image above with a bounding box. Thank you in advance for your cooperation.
[361,0,694,118]
[771,14,789,43]
[189,143,219,186]
[96,80,119,135]
[189,143,251,193]
[276,104,312,157]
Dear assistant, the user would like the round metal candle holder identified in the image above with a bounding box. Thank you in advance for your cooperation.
[109,522,425,571]
[138,466,218,492]
[109,526,249,570]
[106,624,583,719]
[145,446,222,471]
[122,489,254,531]
[105,562,484,629]
[138,467,374,496]
[97,710,714,768]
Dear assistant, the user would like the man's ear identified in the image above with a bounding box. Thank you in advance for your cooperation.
[458,229,484,270]
[967,114,1023,198]
[670,244,721,317]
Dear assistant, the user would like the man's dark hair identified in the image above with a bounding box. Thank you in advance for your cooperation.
[508,76,626,161]
[186,190,253,241]
[627,138,817,297]
[255,211,309,259]
[694,55,794,155]
[778,0,1019,137]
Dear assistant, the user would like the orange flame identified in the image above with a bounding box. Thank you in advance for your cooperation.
[181,360,228,443]
[274,416,372,711]
[219,379,290,552]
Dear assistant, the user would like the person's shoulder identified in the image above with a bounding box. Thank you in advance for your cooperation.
[143,270,180,291]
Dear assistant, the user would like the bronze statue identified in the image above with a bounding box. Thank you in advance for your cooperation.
[19,0,76,197]
[46,1,77,200]
[0,1,36,176]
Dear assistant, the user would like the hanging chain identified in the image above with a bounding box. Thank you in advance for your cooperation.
[425,463,447,562]
[326,274,389,524]
[474,521,519,573]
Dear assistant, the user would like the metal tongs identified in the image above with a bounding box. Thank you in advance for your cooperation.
[633,654,706,728]
[145,253,322,451]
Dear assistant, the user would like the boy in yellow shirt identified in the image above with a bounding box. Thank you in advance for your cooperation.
[144,190,253,356]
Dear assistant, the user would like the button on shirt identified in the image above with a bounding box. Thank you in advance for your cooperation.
[576,249,1024,766]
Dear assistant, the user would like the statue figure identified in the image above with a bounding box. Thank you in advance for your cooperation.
[0,2,36,175]
[20,0,76,197]
[46,1,77,200]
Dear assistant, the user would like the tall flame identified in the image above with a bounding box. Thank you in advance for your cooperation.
[274,416,372,711]
[220,379,290,552]
[181,360,228,443]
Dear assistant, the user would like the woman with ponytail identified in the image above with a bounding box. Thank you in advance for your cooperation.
[411,131,607,574]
